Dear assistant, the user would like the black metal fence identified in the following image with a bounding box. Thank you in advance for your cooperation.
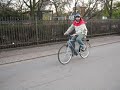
[0,17,120,49]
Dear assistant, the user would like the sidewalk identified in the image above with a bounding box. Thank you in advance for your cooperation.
[0,35,120,65]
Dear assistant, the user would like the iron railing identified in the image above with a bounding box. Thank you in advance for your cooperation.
[0,17,120,49]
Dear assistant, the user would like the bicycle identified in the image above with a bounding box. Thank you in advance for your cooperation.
[58,34,90,65]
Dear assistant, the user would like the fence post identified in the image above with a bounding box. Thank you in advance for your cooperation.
[90,20,93,37]
[35,14,39,44]
[109,19,112,35]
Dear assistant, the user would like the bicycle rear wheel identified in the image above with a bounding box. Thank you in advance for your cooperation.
[58,44,72,65]
[79,40,90,58]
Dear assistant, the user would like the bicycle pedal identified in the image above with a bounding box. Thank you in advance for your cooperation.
[72,52,78,56]
[74,52,78,56]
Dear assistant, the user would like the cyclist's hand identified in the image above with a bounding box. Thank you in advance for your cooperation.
[83,34,86,39]
[72,33,77,36]
[64,32,68,36]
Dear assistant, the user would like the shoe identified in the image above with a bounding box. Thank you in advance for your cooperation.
[72,52,78,56]
[81,46,86,51]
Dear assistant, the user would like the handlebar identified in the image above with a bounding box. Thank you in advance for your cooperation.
[66,34,89,41]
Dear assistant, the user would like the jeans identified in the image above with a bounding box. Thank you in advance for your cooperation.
[69,34,85,54]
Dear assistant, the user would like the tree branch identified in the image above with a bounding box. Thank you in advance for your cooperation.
[23,0,30,8]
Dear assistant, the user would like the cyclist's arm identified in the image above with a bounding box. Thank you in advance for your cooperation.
[83,25,88,36]
[64,24,75,35]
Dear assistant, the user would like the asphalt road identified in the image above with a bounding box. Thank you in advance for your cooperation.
[0,42,120,90]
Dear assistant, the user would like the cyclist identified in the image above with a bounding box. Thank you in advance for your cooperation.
[64,13,88,55]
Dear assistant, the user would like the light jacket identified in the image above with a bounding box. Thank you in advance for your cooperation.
[65,19,88,36]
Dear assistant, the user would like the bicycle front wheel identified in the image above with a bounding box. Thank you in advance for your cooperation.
[58,44,72,65]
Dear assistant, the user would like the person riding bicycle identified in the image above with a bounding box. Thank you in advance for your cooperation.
[64,13,88,55]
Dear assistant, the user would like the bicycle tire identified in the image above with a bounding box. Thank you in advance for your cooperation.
[79,40,90,58]
[58,44,72,65]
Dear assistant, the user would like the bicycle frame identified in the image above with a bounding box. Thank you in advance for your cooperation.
[67,35,79,55]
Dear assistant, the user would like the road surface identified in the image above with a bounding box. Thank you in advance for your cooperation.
[0,42,120,90]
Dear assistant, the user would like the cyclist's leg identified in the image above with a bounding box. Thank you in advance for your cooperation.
[69,36,77,55]
[76,34,86,50]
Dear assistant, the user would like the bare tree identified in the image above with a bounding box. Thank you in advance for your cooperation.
[23,0,51,19]
[23,0,38,17]
[83,0,100,18]
[0,0,13,14]
[74,0,79,14]
[0,0,13,7]
[13,0,25,12]
[50,0,72,16]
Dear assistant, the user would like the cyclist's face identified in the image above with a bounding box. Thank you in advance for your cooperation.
[75,16,80,22]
